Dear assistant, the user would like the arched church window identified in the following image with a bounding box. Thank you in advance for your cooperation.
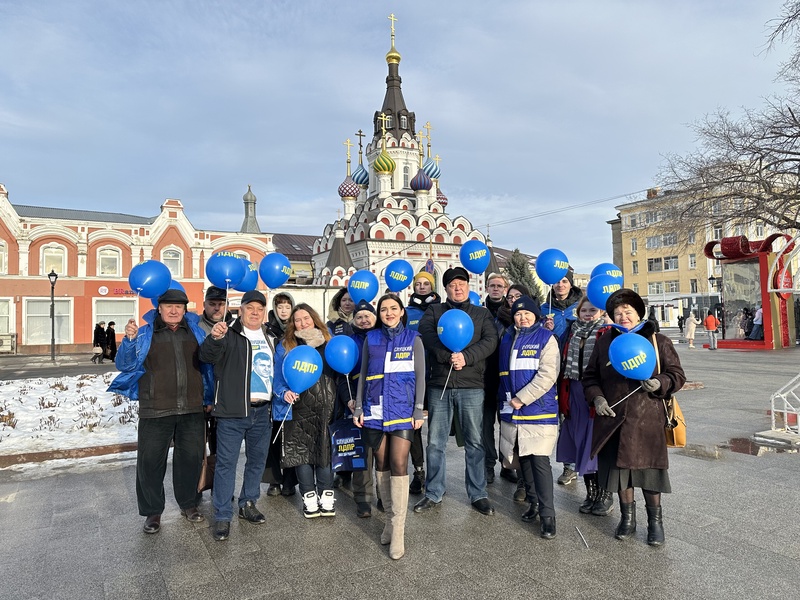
[400,115,408,129]
[403,166,410,188]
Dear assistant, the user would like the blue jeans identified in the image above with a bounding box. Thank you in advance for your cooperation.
[295,464,334,495]
[212,404,271,522]
[425,387,487,503]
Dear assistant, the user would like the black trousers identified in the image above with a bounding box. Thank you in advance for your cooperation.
[261,420,297,488]
[482,391,499,469]
[136,413,205,516]
[519,454,555,518]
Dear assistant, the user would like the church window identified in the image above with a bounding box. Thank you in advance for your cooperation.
[404,166,410,188]
[400,115,408,129]
[42,244,66,275]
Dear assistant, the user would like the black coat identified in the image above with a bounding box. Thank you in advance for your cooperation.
[583,322,686,470]
[418,300,498,389]
[93,325,107,348]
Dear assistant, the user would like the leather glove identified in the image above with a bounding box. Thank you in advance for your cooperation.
[641,378,661,393]
[593,396,616,417]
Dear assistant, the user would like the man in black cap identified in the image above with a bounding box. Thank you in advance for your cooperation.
[198,286,231,335]
[199,289,276,541]
[108,288,214,534]
[415,266,499,516]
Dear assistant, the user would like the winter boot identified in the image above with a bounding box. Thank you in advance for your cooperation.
[302,491,320,519]
[319,490,335,517]
[591,488,615,516]
[376,471,393,545]
[646,505,665,546]
[579,475,598,514]
[409,467,425,495]
[614,501,637,540]
[389,474,409,559]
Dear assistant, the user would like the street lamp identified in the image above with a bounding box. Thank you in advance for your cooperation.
[48,269,58,362]
[708,275,725,340]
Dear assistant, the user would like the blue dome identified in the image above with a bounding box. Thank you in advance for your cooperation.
[410,168,432,192]
[422,157,440,179]
[352,164,369,186]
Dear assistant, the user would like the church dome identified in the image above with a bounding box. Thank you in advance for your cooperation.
[422,157,440,179]
[410,168,432,192]
[436,187,448,207]
[352,164,369,186]
[373,148,396,174]
[338,175,361,198]
[243,185,257,202]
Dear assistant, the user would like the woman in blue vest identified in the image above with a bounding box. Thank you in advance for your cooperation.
[353,294,425,559]
[498,296,561,539]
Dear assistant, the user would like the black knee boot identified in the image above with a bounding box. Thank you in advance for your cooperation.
[579,475,597,514]
[615,501,636,540]
[646,505,664,546]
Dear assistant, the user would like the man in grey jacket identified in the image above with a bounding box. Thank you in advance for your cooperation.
[414,267,498,516]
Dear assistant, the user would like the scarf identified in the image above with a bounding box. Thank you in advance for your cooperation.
[563,317,605,380]
[296,327,326,349]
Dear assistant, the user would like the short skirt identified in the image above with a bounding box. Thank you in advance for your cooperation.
[362,426,414,450]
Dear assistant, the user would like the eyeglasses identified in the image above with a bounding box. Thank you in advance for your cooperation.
[507,294,522,302]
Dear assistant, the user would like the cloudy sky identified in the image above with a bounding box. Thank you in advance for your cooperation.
[0,0,792,272]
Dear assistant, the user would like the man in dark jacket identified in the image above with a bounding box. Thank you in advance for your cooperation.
[414,267,498,516]
[110,288,211,534]
[200,290,276,541]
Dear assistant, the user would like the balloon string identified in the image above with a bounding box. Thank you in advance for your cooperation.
[438,364,454,403]
[608,384,642,410]
[224,283,230,320]
[272,403,292,444]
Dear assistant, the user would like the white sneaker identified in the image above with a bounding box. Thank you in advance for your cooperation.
[303,491,320,519]
[319,490,335,517]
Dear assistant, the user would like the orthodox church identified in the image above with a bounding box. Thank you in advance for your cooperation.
[311,17,492,296]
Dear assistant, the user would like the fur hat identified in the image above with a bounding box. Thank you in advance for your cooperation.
[443,267,469,287]
[157,289,189,305]
[413,271,436,287]
[510,295,542,320]
[605,288,646,320]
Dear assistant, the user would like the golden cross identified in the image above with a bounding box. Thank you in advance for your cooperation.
[425,121,434,157]
[378,112,389,139]
[343,138,353,161]
[434,153,441,166]
[417,130,426,167]
[388,13,397,35]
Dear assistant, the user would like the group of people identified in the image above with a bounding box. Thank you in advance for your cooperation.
[91,321,117,363]
[108,267,686,557]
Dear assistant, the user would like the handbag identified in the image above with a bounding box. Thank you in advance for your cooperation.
[92,346,103,355]
[652,335,687,448]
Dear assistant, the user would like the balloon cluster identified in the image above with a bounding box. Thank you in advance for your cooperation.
[585,262,624,312]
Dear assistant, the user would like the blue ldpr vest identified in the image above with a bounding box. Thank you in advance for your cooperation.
[363,327,419,431]
[405,306,423,331]
[497,325,558,425]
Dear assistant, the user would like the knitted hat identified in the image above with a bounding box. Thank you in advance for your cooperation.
[605,288,646,320]
[413,271,435,287]
[443,267,469,287]
[353,300,376,316]
[241,290,267,306]
[157,289,189,305]
[510,295,542,320]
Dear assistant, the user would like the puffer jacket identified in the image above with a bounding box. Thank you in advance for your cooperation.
[272,339,337,468]
[583,321,686,469]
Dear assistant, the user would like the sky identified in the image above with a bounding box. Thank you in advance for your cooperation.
[0,0,793,272]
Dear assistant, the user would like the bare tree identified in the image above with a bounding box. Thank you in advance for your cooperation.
[659,2,800,233]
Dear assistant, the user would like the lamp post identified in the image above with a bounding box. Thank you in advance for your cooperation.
[708,275,724,340]
[48,270,58,362]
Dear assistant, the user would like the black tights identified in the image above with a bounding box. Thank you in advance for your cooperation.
[619,487,661,507]
[375,434,411,477]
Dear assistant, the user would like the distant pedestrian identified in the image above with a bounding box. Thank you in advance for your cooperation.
[684,312,701,349]
[704,310,720,350]
[748,306,764,340]
[91,321,107,364]
[105,322,117,361]
[677,315,684,335]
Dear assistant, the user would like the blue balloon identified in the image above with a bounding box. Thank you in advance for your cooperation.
[468,291,481,306]
[437,309,475,352]
[324,335,360,375]
[385,259,414,292]
[608,333,656,381]
[590,262,624,282]
[207,252,246,289]
[129,260,172,299]
[234,259,259,292]
[348,270,379,304]
[282,345,323,393]
[259,253,292,288]
[150,279,186,308]
[459,239,490,274]
[586,275,622,313]
[535,248,570,285]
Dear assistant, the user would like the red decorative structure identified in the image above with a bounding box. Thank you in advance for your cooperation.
[703,234,796,350]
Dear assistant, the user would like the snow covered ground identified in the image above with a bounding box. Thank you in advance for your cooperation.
[0,371,138,455]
